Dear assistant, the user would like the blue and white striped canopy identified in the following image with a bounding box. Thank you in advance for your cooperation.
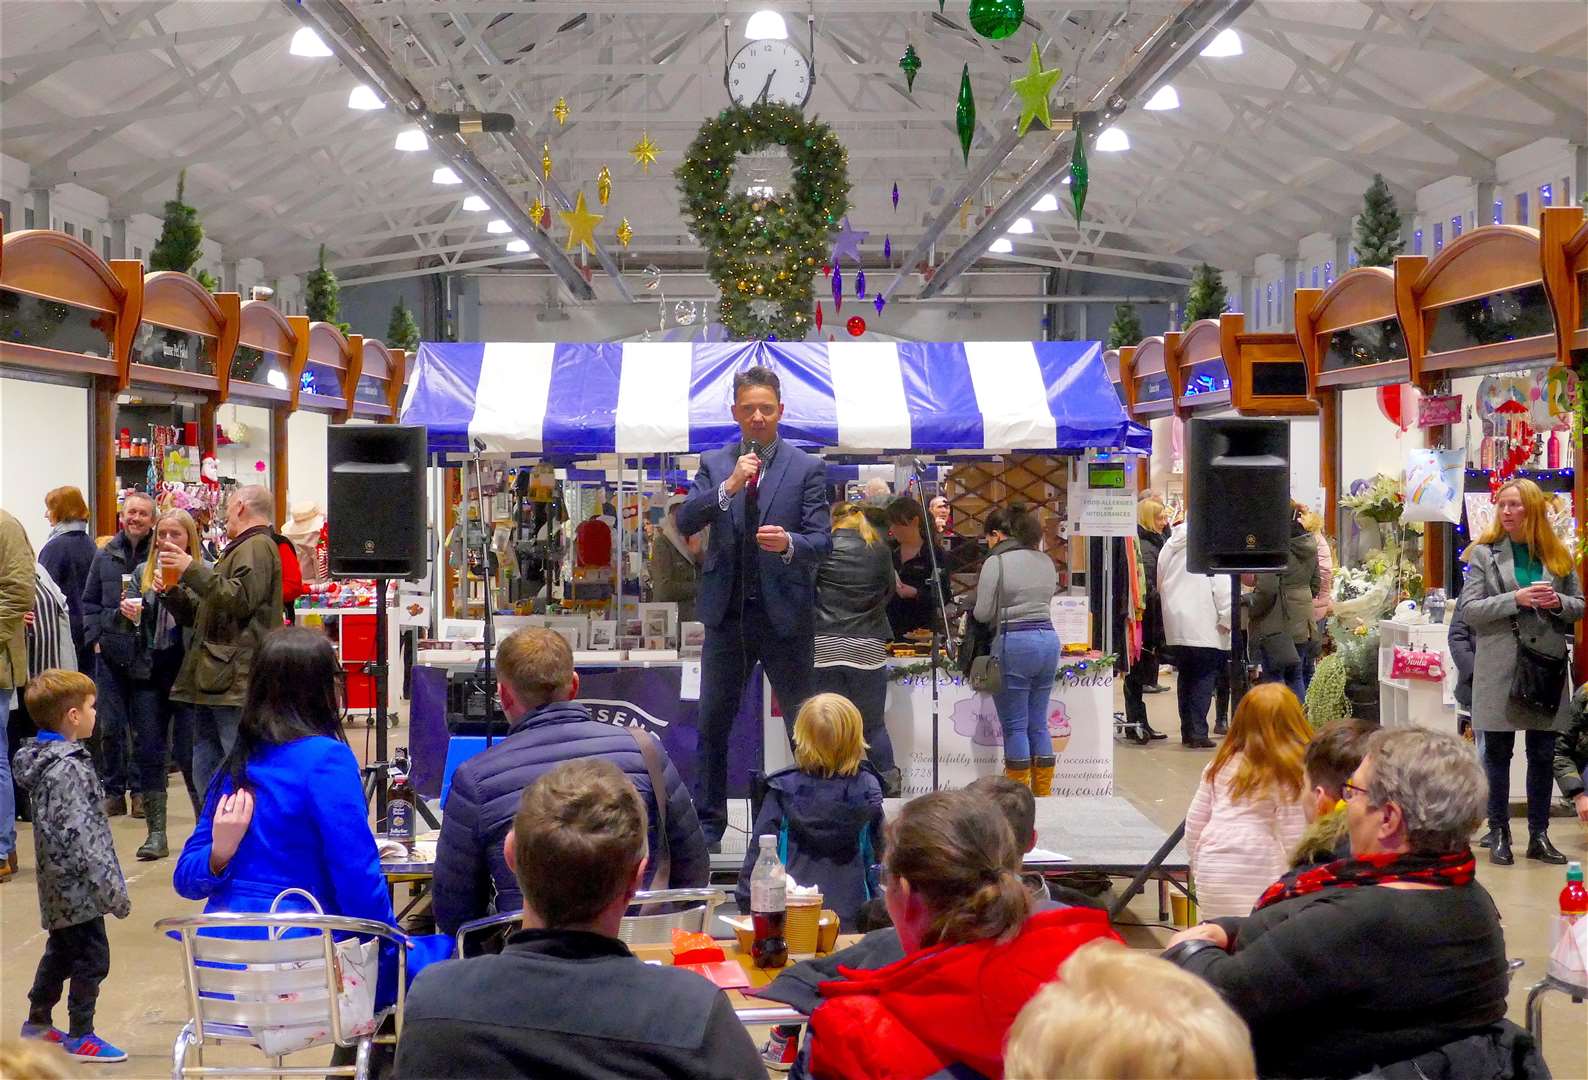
[401,340,1143,457]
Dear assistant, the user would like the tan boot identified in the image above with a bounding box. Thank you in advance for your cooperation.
[1004,758,1032,790]
[1031,756,1056,797]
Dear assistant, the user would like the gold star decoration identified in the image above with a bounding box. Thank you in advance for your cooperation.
[529,197,547,230]
[630,130,660,174]
[616,218,633,248]
[597,165,612,206]
[541,143,554,180]
[559,190,604,253]
[553,96,569,125]
[1010,43,1062,136]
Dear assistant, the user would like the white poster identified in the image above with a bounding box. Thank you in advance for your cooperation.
[884,666,1114,798]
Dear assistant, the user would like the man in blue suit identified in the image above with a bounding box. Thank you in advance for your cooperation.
[678,365,831,845]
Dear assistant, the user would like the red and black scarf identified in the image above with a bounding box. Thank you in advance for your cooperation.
[1254,848,1476,911]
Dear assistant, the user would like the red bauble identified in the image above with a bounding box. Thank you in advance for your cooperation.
[822,264,833,278]
[846,315,866,336]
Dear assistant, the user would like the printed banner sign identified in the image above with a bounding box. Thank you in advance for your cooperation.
[1417,394,1463,428]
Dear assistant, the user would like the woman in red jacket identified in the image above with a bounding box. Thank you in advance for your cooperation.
[803,790,1119,1080]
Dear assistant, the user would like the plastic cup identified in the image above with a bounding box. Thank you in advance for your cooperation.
[162,560,181,590]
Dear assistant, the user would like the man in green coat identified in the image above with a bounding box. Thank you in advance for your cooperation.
[0,508,36,880]
[158,485,281,796]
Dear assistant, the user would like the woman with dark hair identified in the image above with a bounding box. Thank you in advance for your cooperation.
[801,790,1118,1079]
[813,504,898,790]
[174,626,396,942]
[884,497,948,640]
[974,504,1061,795]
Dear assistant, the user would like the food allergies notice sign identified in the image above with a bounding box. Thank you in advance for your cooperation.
[1071,455,1137,538]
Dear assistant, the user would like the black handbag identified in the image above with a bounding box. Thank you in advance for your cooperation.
[962,555,1006,693]
[1510,611,1569,715]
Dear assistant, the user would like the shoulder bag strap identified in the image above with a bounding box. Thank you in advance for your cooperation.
[995,553,1009,638]
[627,727,671,890]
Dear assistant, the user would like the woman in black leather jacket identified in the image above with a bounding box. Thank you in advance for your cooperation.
[813,503,899,795]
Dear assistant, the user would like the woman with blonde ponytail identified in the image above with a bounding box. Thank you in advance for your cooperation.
[803,790,1119,1080]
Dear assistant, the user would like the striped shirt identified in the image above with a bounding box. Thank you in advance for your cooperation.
[28,563,76,675]
[814,635,889,670]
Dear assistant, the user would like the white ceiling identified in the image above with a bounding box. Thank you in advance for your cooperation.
[2,0,1583,292]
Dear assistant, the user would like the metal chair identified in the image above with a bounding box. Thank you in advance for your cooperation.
[155,911,410,1080]
[454,887,730,956]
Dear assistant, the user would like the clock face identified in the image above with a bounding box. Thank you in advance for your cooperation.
[728,40,813,109]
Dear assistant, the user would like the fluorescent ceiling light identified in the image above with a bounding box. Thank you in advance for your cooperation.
[745,10,789,39]
[462,196,489,212]
[1007,217,1034,235]
[432,167,461,185]
[987,238,1014,254]
[1095,125,1130,152]
[289,27,332,57]
[505,239,531,253]
[394,127,428,152]
[486,219,512,234]
[1200,28,1242,57]
[347,85,383,110]
[1143,84,1179,110]
[1030,193,1059,213]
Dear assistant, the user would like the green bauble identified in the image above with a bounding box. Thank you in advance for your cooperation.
[968,0,1024,40]
[955,64,976,164]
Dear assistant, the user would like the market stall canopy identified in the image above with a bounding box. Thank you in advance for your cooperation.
[402,340,1140,457]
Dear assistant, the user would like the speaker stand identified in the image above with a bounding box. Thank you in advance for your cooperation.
[1228,575,1251,713]
[366,577,393,828]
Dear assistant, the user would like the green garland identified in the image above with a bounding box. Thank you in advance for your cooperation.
[676,104,850,341]
[887,654,1117,682]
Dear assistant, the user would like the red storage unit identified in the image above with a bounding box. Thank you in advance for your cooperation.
[341,613,378,710]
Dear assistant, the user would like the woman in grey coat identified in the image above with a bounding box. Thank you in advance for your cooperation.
[1458,478,1583,866]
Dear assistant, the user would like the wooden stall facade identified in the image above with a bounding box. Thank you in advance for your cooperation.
[232,301,311,527]
[1220,312,1318,417]
[1163,318,1232,418]
[1118,336,1175,421]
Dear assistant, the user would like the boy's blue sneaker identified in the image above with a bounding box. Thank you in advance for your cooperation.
[19,1021,65,1043]
[63,1031,128,1062]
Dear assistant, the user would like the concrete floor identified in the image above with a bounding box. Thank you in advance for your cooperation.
[3,684,1585,1078]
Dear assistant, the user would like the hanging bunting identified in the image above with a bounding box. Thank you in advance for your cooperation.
[630,130,661,174]
[1011,43,1062,136]
[955,64,976,164]
[898,45,922,93]
[596,165,612,206]
[1069,122,1090,223]
[553,96,570,125]
[540,143,554,180]
[832,265,844,311]
[856,270,867,299]
[616,218,633,247]
[873,293,886,316]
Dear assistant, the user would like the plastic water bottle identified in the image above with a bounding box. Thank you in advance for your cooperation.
[750,835,788,968]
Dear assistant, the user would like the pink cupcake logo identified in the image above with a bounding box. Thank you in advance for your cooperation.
[1047,700,1071,754]
[951,694,1004,747]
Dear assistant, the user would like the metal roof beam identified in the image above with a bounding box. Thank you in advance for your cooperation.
[1239,12,1588,75]
[0,17,279,71]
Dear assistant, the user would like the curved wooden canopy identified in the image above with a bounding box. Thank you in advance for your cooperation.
[1119,335,1174,419]
[131,270,239,394]
[1165,318,1231,416]
[1295,266,1410,392]
[0,228,141,377]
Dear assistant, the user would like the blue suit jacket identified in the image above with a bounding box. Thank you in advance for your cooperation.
[678,439,831,637]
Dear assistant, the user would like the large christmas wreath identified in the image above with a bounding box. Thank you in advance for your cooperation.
[676,103,850,341]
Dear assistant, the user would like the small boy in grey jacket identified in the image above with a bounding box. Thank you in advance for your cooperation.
[12,669,130,1063]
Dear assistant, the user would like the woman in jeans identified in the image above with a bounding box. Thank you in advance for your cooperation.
[1458,477,1583,866]
[973,504,1059,795]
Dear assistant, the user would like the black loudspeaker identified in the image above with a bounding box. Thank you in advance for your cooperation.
[327,425,427,579]
[1186,417,1291,575]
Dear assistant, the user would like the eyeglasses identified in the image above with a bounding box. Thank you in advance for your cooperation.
[1341,780,1370,802]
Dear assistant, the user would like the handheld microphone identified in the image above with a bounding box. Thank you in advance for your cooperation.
[747,440,762,492]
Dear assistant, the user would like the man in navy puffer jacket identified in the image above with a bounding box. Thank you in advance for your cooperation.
[432,627,710,937]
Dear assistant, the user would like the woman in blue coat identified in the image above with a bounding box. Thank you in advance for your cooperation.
[174,626,403,1001]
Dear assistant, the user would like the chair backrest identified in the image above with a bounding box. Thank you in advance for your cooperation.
[155,912,408,1049]
[454,888,731,955]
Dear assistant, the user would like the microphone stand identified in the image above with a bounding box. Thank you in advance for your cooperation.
[909,458,952,792]
[471,440,501,747]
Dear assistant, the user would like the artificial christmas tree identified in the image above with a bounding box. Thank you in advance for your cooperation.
[149,172,217,289]
[1182,263,1228,324]
[1352,174,1404,267]
[1106,302,1143,349]
[305,245,349,334]
[386,298,420,352]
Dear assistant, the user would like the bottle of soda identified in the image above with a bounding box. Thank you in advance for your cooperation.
[387,763,416,851]
[1550,861,1588,984]
[750,834,788,969]
[1561,862,1587,919]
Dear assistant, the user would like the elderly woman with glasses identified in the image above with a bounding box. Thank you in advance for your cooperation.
[1163,728,1510,1080]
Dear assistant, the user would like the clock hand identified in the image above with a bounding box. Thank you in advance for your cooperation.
[758,70,776,103]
